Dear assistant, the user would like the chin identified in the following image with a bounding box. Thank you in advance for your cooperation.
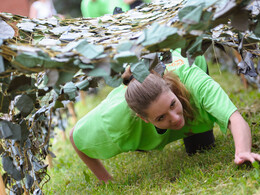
[170,120,185,130]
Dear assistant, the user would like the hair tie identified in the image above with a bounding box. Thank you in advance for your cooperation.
[123,75,134,86]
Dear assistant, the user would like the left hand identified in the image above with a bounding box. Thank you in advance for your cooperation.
[234,152,260,165]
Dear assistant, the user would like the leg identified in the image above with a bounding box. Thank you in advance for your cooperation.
[183,130,215,156]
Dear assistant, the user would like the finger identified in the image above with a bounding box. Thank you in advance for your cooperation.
[234,156,245,165]
[235,153,255,164]
[252,153,260,161]
[245,154,255,163]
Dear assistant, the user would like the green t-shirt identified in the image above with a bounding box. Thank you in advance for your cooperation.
[73,50,237,159]
[81,0,130,18]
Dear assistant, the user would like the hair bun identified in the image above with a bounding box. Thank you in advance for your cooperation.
[123,75,134,86]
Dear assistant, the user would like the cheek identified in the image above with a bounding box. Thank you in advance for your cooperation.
[154,121,169,129]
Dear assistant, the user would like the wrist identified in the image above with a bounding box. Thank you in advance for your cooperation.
[235,147,251,155]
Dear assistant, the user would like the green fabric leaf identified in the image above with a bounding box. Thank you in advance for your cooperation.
[14,53,40,68]
[103,76,122,87]
[0,20,15,39]
[0,93,10,113]
[20,120,29,145]
[7,75,35,93]
[0,56,5,73]
[253,15,260,37]
[76,40,104,59]
[88,68,110,77]
[184,0,217,7]
[17,21,36,32]
[0,121,13,139]
[54,100,64,109]
[187,36,203,56]
[110,61,124,73]
[187,11,213,31]
[25,174,34,190]
[113,51,139,65]
[50,26,71,35]
[146,33,186,52]
[0,121,22,141]
[2,156,23,181]
[60,33,82,42]
[14,52,64,69]
[75,79,89,90]
[116,41,133,52]
[137,23,178,47]
[56,71,76,86]
[77,63,94,69]
[33,34,45,44]
[130,61,150,83]
[15,94,34,117]
[63,82,77,100]
[179,5,203,24]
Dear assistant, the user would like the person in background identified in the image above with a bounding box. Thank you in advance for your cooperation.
[124,0,144,9]
[81,0,149,18]
[29,0,57,18]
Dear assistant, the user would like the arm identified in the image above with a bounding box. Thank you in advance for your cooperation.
[69,128,113,183]
[29,4,37,18]
[124,0,137,4]
[228,110,260,164]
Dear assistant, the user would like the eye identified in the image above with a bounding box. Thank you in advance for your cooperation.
[170,100,176,108]
[157,115,165,122]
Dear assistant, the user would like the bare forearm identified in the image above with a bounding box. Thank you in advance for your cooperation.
[227,111,260,164]
[228,111,252,154]
[76,148,112,182]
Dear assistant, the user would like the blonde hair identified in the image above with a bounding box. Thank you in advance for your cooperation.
[123,70,194,122]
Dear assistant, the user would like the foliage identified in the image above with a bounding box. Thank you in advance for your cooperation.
[0,0,259,193]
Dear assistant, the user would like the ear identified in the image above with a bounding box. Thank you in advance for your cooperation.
[136,113,149,123]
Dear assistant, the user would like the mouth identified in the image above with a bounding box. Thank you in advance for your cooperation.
[173,118,184,129]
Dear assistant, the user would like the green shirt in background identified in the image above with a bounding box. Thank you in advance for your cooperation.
[81,0,130,18]
[73,49,237,159]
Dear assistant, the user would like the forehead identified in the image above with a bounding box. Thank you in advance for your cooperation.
[145,90,176,119]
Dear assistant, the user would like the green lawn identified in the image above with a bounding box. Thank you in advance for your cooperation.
[43,63,260,194]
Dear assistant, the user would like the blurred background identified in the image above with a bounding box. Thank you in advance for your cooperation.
[0,0,152,18]
[0,0,81,18]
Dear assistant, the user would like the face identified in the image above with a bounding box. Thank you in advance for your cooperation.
[142,90,185,130]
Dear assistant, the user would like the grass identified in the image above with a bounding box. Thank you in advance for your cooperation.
[42,63,260,194]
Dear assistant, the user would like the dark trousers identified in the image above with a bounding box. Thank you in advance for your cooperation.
[183,130,215,156]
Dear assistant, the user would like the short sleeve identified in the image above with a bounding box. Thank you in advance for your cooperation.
[194,55,208,73]
[183,66,237,133]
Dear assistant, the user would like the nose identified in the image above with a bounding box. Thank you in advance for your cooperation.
[169,110,180,124]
